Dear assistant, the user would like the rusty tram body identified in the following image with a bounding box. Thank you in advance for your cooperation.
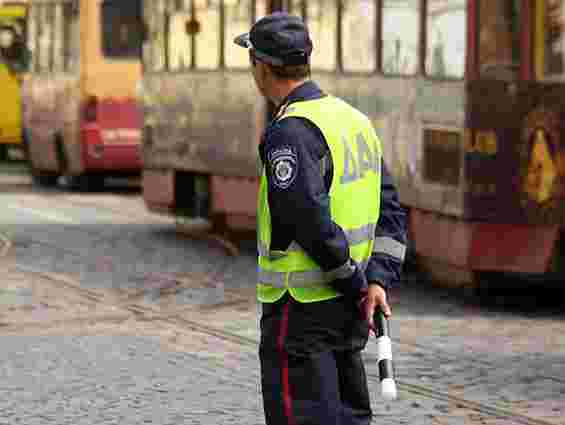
[140,0,565,288]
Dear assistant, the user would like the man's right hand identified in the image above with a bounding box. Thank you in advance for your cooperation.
[358,283,391,330]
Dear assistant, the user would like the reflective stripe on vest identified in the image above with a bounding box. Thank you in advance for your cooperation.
[258,224,407,264]
[257,222,378,259]
[372,236,406,262]
[258,259,370,289]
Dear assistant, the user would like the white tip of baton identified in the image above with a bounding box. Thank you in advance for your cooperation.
[381,378,397,401]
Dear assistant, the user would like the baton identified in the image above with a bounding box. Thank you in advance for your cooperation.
[372,310,397,401]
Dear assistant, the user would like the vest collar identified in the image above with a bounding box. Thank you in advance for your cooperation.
[272,80,325,119]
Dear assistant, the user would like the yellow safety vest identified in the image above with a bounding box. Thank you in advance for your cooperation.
[257,95,382,303]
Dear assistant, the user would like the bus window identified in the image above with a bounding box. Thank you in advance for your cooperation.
[225,0,253,69]
[381,0,420,76]
[143,0,167,72]
[194,0,220,69]
[478,0,521,80]
[342,0,376,73]
[426,0,466,79]
[307,0,337,71]
[537,0,565,79]
[101,0,143,59]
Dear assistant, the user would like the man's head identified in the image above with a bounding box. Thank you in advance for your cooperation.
[234,12,313,101]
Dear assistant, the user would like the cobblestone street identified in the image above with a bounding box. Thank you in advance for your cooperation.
[0,176,563,424]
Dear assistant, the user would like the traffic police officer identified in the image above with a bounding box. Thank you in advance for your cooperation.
[235,12,407,425]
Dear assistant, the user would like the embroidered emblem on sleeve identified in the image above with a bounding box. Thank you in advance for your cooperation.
[268,145,298,189]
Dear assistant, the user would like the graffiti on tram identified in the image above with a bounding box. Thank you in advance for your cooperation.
[519,105,565,222]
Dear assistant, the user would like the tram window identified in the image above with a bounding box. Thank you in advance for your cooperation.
[381,0,420,76]
[538,0,565,79]
[194,1,220,69]
[342,0,376,73]
[284,0,305,16]
[26,6,38,72]
[478,0,521,80]
[37,4,53,72]
[144,0,167,72]
[52,4,64,72]
[101,0,144,59]
[167,1,220,70]
[225,0,253,68]
[307,0,337,71]
[62,3,79,72]
[168,11,192,70]
[426,0,466,79]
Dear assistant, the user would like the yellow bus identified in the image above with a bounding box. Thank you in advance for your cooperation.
[22,0,144,189]
[0,1,29,163]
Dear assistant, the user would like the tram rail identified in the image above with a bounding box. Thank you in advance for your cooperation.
[0,203,560,425]
[7,192,242,256]
[5,256,557,425]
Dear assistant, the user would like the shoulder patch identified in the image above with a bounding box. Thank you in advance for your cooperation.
[268,145,298,189]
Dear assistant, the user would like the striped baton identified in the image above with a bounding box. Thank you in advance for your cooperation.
[374,310,397,400]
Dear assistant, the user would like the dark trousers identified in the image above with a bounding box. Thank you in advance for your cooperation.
[259,293,372,425]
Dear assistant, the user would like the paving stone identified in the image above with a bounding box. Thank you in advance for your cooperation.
[0,191,564,424]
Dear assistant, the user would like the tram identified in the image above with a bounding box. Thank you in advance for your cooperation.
[0,1,29,164]
[140,0,565,288]
[22,0,144,190]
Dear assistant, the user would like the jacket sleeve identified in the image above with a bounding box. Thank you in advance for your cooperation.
[365,161,408,289]
[263,119,368,299]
